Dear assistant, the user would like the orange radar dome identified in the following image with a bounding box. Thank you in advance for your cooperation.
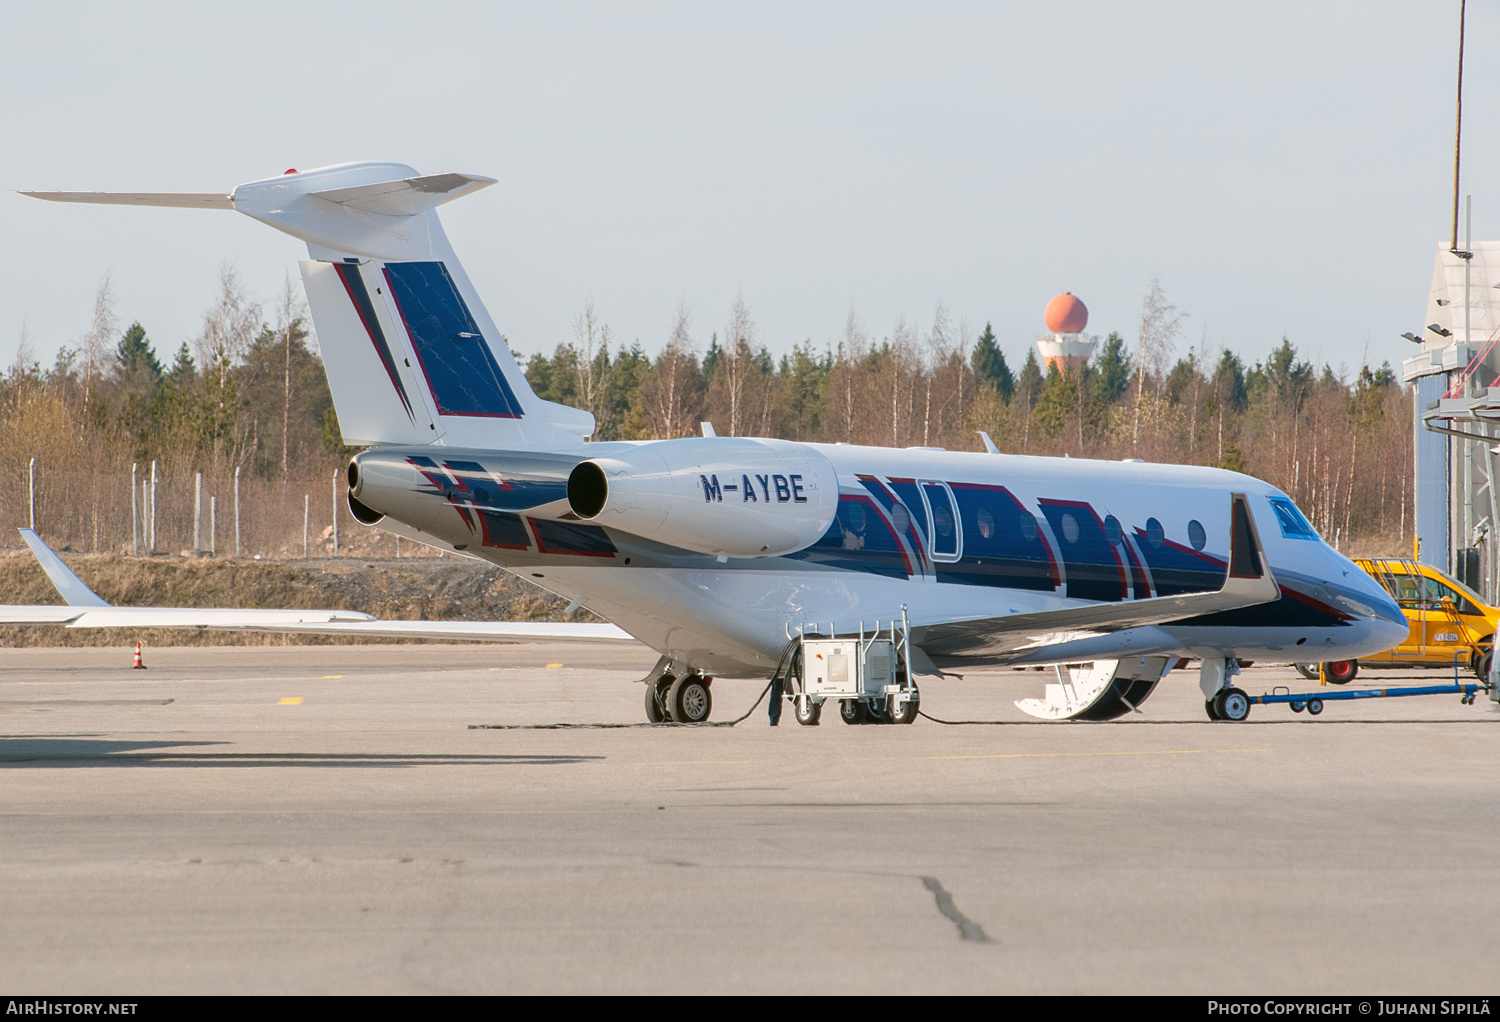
[1044,292,1089,334]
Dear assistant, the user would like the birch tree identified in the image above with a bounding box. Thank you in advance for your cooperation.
[1132,276,1186,446]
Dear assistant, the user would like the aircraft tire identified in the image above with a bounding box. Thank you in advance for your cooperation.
[645,678,669,723]
[1204,698,1222,721]
[1322,660,1358,685]
[1294,663,1319,681]
[1214,687,1251,722]
[668,675,712,723]
[794,697,821,726]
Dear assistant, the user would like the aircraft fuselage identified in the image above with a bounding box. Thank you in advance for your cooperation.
[350,439,1408,678]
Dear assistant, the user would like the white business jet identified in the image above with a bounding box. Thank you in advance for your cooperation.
[22,164,1407,724]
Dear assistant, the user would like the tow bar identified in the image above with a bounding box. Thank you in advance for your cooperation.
[1250,682,1489,716]
[1249,654,1492,717]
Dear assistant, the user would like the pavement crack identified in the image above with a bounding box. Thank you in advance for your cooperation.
[920,876,994,943]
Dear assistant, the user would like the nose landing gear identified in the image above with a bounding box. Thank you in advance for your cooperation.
[1210,687,1251,722]
[1200,656,1251,721]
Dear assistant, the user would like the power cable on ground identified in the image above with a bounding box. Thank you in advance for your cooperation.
[471,680,775,730]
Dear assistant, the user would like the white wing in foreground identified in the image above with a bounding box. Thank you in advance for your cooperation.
[8,529,630,644]
[0,606,88,624]
[209,620,632,642]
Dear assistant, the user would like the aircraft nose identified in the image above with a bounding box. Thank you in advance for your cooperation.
[1361,579,1408,644]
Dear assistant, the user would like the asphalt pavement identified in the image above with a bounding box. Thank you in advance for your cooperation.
[1,643,1495,994]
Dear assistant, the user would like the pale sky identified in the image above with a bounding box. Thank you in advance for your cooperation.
[2,2,1495,378]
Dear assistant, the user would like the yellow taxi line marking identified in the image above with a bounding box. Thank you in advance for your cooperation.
[277,697,304,705]
[4,676,355,686]
[633,748,1271,767]
[321,675,344,679]
[0,806,1125,818]
[545,663,564,669]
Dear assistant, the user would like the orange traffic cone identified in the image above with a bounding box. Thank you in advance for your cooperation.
[132,640,147,670]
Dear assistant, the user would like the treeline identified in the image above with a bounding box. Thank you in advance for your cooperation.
[522,293,1413,549]
[3,276,1414,555]
[1,272,346,556]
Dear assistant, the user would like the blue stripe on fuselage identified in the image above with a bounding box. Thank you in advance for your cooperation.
[939,482,1058,592]
[1133,528,1225,596]
[1038,499,1128,602]
[786,494,910,579]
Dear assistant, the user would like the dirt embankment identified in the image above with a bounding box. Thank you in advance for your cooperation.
[0,552,597,647]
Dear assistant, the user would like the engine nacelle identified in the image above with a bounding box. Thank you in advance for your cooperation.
[345,446,581,546]
[567,437,838,557]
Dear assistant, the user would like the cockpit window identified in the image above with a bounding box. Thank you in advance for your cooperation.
[1269,497,1317,540]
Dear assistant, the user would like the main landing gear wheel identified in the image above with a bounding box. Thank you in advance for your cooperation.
[839,699,870,725]
[794,697,822,726]
[667,675,712,723]
[645,677,670,723]
[1212,687,1251,722]
[1204,699,1222,721]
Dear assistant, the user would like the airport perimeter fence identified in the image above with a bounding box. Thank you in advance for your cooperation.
[0,459,433,561]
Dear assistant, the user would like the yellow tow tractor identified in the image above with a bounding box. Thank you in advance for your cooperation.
[1295,558,1498,684]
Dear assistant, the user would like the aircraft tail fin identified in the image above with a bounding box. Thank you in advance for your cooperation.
[22,162,595,448]
[19,529,111,608]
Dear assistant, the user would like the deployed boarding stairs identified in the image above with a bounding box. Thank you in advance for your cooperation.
[1014,656,1175,721]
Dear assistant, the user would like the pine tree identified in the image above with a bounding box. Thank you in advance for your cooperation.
[970,322,1013,401]
[1093,331,1132,404]
[169,342,196,386]
[1016,348,1043,412]
[115,322,162,380]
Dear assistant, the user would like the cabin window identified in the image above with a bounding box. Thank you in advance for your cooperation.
[890,503,911,534]
[1103,515,1122,546]
[1019,513,1038,541]
[1146,517,1164,548]
[976,508,995,539]
[1059,512,1081,544]
[1188,519,1207,551]
[844,502,867,532]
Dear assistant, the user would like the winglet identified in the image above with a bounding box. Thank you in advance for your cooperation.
[18,529,111,607]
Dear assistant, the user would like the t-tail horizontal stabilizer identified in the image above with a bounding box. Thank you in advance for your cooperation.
[22,163,595,449]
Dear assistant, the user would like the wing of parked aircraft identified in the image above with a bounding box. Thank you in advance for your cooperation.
[8,529,631,643]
